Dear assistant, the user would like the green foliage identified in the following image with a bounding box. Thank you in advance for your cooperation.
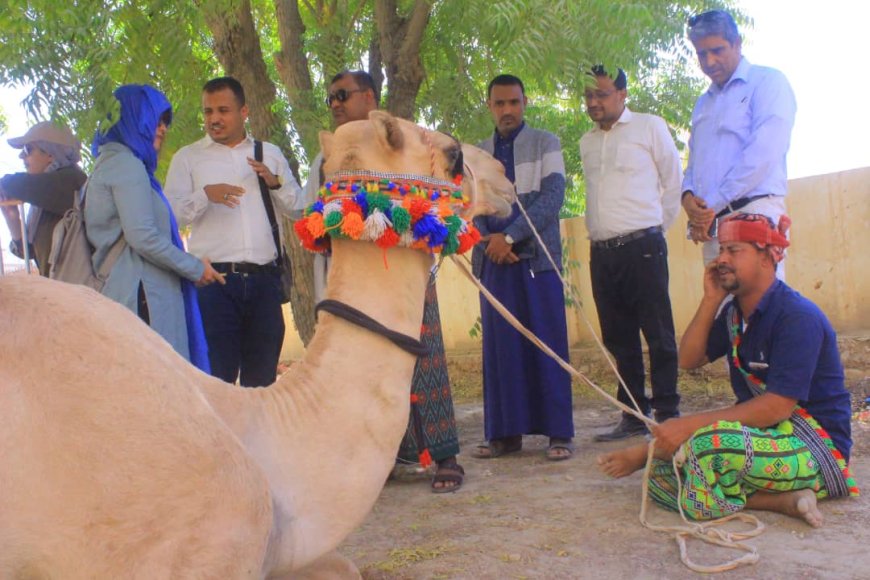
[0,0,743,187]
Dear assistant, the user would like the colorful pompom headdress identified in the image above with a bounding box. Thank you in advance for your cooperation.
[294,169,480,256]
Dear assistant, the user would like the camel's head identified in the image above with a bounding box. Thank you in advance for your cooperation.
[296,111,513,255]
[320,111,513,219]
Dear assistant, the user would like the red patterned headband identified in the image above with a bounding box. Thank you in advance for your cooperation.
[718,212,791,262]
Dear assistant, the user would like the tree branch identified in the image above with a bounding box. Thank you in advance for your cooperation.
[274,0,320,156]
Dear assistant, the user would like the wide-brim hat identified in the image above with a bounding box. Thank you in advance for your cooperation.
[7,121,79,149]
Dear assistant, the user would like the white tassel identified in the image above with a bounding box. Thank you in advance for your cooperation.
[323,199,343,215]
[400,230,415,247]
[363,210,390,241]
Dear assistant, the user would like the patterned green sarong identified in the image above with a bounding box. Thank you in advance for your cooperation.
[648,419,828,520]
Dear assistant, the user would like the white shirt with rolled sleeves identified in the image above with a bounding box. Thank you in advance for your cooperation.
[165,134,303,265]
[579,107,683,241]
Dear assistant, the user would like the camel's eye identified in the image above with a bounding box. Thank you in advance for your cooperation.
[446,143,463,178]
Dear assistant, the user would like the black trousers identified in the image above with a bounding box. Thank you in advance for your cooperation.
[590,232,679,420]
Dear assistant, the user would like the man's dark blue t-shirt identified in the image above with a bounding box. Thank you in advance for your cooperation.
[706,280,852,462]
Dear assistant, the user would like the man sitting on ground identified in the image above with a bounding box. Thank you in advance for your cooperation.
[598,212,857,526]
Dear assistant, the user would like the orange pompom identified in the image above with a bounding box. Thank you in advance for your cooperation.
[437,198,452,217]
[306,212,327,238]
[341,212,365,239]
[294,218,320,251]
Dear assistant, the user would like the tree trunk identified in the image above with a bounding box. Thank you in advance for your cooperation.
[274,0,321,157]
[199,0,317,346]
[374,0,432,120]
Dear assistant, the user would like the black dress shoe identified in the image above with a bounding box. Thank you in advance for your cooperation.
[594,417,650,442]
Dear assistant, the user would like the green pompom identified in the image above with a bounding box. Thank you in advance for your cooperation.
[444,214,462,235]
[324,211,343,233]
[391,206,411,233]
[367,192,392,213]
[443,233,460,255]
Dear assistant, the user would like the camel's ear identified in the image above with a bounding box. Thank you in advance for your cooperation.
[319,131,334,160]
[369,110,404,151]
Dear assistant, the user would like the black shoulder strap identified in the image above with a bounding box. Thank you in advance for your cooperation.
[254,140,284,259]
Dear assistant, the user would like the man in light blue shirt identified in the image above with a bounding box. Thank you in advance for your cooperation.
[680,10,796,266]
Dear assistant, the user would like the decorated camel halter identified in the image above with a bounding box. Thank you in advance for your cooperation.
[294,170,480,256]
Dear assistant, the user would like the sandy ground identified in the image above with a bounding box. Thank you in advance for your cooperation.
[337,354,870,579]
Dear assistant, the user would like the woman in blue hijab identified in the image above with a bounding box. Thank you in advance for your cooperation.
[85,84,224,371]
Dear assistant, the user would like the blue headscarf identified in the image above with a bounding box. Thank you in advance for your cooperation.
[93,84,211,373]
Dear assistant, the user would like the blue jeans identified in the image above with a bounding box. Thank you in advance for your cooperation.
[197,271,285,387]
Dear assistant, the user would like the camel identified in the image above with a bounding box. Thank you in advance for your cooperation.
[0,110,513,579]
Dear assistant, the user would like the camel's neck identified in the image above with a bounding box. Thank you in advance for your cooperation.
[245,241,431,572]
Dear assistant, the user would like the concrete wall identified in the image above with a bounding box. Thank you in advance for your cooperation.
[280,166,870,359]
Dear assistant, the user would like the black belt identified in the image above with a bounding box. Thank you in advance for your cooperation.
[211,261,279,275]
[715,194,772,218]
[591,226,662,250]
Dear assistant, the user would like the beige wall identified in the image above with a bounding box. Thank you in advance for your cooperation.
[280,166,870,359]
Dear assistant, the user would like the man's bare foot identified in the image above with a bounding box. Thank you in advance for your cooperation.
[745,489,824,528]
[596,443,649,478]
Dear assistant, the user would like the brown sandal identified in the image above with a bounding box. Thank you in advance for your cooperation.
[431,461,465,493]
[472,436,522,459]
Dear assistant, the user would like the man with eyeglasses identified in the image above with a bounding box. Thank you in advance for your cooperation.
[0,121,86,276]
[165,76,302,387]
[300,70,466,493]
[681,10,796,273]
[579,66,683,441]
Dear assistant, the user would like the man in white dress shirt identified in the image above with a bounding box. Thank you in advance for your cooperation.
[165,76,302,386]
[579,66,683,441]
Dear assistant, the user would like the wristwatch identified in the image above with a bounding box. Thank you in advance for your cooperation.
[269,175,284,190]
[504,233,515,245]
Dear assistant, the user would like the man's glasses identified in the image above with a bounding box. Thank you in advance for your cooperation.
[584,89,616,102]
[22,144,40,157]
[325,88,365,107]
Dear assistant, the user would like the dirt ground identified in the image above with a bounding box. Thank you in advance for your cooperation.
[336,337,870,579]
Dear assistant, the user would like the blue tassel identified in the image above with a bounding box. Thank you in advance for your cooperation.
[413,214,449,247]
[353,192,369,216]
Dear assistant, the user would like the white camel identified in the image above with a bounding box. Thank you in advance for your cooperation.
[0,110,513,579]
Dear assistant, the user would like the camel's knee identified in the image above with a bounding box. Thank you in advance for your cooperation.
[286,550,360,580]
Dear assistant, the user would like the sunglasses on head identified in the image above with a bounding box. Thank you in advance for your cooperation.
[688,9,727,27]
[325,88,365,107]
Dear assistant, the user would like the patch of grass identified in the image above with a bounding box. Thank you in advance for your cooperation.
[368,545,450,573]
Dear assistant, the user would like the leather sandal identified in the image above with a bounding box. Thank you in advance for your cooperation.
[472,436,522,459]
[431,460,465,493]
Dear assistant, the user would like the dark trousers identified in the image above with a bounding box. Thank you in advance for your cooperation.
[590,232,679,420]
[197,271,285,387]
